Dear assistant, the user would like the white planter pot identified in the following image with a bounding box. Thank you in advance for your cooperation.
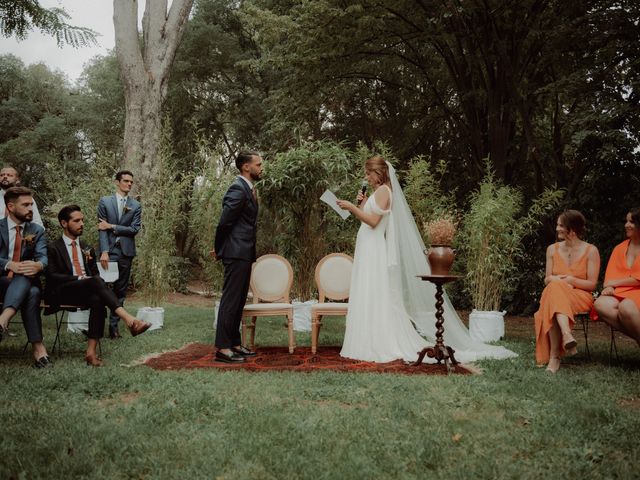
[136,307,164,331]
[67,309,90,333]
[469,309,506,342]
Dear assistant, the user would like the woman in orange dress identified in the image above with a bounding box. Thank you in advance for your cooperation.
[594,208,640,347]
[534,210,600,372]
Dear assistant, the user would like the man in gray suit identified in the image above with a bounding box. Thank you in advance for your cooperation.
[97,170,141,339]
[212,152,263,363]
[0,187,50,367]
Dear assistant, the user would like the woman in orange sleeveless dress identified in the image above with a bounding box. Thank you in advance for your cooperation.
[594,208,640,347]
[534,210,600,372]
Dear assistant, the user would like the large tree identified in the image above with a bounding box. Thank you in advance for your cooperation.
[113,0,194,181]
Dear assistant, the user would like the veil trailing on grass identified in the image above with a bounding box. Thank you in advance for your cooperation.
[385,162,517,362]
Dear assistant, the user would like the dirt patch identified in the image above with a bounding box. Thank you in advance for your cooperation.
[97,392,141,408]
[618,398,640,410]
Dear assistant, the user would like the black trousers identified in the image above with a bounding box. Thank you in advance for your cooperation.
[214,259,252,349]
[55,277,120,340]
[108,245,133,331]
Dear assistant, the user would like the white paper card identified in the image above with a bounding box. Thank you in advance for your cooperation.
[98,261,119,282]
[320,190,350,220]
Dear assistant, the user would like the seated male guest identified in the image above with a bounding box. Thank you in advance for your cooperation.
[45,205,151,366]
[0,187,50,367]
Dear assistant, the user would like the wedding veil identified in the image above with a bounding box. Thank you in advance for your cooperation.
[385,162,517,362]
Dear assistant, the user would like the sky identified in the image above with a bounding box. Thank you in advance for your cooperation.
[0,0,144,84]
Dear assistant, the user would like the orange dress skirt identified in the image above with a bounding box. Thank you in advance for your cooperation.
[604,240,640,308]
[534,243,594,364]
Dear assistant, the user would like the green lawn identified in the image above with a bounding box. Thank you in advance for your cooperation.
[1,303,638,479]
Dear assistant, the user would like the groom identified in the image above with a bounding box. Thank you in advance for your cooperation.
[212,152,263,363]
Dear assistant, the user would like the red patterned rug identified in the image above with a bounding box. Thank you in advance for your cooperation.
[143,344,472,375]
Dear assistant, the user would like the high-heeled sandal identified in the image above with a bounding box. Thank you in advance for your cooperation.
[546,356,561,373]
[563,334,577,351]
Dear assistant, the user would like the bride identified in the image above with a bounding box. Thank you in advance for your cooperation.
[336,155,516,363]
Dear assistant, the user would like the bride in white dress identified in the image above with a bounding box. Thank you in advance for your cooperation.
[337,155,516,363]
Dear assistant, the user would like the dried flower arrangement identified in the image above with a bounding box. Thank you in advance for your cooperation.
[424,216,457,246]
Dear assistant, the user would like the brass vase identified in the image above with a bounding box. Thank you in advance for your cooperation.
[425,245,455,276]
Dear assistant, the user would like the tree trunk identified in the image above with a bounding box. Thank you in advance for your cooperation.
[113,0,194,184]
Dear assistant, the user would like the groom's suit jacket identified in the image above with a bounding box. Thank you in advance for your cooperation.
[97,194,141,257]
[214,177,258,262]
[0,217,48,275]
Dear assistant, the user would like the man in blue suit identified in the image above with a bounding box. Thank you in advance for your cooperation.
[0,187,50,367]
[97,170,141,339]
[212,152,263,363]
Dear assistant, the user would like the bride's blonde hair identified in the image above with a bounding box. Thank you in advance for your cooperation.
[365,155,390,186]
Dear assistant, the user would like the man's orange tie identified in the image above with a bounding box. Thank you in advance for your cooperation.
[8,225,21,279]
[71,240,83,277]
[252,188,258,203]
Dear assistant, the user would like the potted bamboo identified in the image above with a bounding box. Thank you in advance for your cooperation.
[459,168,562,341]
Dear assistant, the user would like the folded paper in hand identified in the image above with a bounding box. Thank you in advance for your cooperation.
[98,262,119,283]
[320,190,350,220]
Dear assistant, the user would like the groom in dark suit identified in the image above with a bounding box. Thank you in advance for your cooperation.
[0,187,50,367]
[212,152,263,363]
[97,170,141,339]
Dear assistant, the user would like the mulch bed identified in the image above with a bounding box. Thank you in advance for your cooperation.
[143,344,472,375]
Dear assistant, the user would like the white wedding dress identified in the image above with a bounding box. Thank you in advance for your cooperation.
[340,163,517,364]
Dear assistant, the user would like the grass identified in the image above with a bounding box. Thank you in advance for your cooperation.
[1,302,639,479]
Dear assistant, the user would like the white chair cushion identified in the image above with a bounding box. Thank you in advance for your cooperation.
[318,257,352,300]
[243,302,292,312]
[311,302,348,311]
[252,258,290,299]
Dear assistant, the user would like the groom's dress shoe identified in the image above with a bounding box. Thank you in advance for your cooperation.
[128,319,151,337]
[215,350,246,363]
[232,346,256,357]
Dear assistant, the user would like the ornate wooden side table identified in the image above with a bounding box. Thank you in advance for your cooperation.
[413,274,461,373]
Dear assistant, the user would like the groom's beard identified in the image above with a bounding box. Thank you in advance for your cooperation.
[250,172,262,181]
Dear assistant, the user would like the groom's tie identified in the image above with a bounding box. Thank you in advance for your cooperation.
[252,187,257,203]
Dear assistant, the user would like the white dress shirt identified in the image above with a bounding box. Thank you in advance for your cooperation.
[0,190,44,227]
[62,234,86,276]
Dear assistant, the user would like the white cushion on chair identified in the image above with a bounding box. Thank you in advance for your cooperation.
[252,257,290,299]
[244,302,292,312]
[318,256,352,300]
[311,302,348,312]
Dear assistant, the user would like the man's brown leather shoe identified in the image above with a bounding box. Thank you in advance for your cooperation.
[128,319,151,337]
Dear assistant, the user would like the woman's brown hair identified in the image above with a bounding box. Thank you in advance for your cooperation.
[365,155,390,185]
[559,209,586,238]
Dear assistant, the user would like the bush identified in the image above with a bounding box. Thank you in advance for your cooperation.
[134,125,191,306]
[258,140,360,299]
[42,154,116,245]
[459,164,563,312]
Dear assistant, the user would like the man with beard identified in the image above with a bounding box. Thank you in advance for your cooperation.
[0,167,43,227]
[212,152,263,363]
[0,187,50,367]
[97,170,141,339]
[45,205,150,366]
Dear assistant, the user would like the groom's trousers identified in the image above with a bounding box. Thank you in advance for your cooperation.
[215,258,252,349]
